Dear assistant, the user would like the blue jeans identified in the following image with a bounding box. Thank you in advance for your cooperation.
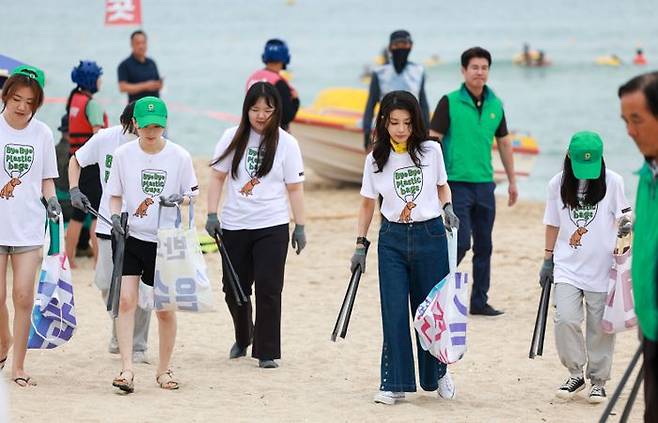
[450,181,496,310]
[378,217,449,392]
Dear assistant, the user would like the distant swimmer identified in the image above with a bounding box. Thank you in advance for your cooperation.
[633,48,647,65]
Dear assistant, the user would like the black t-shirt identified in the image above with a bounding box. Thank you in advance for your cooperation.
[117,55,161,103]
[430,90,508,138]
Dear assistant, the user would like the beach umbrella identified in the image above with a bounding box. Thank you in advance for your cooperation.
[212,232,248,307]
[107,212,128,318]
[0,54,25,88]
[331,239,371,341]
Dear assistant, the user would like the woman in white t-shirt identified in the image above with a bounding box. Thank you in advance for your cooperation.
[540,131,631,404]
[68,101,151,363]
[351,90,460,405]
[107,96,199,393]
[206,82,306,369]
[0,66,61,387]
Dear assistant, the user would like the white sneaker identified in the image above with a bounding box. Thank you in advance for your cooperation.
[132,351,150,364]
[438,370,456,400]
[108,339,119,354]
[374,391,405,405]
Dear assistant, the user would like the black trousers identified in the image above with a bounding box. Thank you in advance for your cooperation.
[644,338,658,423]
[221,224,289,360]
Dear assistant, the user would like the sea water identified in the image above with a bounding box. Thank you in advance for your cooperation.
[2,0,656,200]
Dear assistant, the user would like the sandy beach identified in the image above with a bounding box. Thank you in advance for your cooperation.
[5,160,644,422]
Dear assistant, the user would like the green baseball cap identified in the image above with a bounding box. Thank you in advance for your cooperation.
[568,131,603,180]
[133,96,167,128]
[11,65,45,89]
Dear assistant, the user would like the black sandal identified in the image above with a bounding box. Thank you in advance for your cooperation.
[13,377,36,387]
[112,369,135,393]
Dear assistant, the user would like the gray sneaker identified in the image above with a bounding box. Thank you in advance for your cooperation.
[132,351,150,364]
[108,339,119,354]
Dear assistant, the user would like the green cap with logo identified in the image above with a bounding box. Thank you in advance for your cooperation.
[133,96,167,128]
[11,65,46,89]
[568,131,603,180]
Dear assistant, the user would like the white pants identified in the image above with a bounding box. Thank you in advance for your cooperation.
[553,282,615,385]
[96,238,151,352]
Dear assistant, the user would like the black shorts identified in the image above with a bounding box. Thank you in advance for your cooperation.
[71,164,102,222]
[120,236,157,286]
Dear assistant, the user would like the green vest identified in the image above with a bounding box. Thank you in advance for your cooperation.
[632,162,658,341]
[443,84,503,182]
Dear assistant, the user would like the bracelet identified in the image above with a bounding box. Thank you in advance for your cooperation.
[544,249,554,253]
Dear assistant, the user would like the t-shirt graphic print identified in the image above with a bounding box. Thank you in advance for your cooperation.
[239,147,263,197]
[1,144,34,200]
[134,169,167,218]
[566,200,598,249]
[393,166,423,223]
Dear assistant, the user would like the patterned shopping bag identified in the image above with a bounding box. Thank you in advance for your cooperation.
[27,219,77,349]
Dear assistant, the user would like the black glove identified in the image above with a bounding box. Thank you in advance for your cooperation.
[46,196,62,220]
[111,214,126,237]
[160,193,184,208]
[350,244,367,274]
[443,202,460,232]
[618,215,632,237]
[539,257,554,288]
[205,213,222,236]
[69,187,91,212]
[291,224,306,255]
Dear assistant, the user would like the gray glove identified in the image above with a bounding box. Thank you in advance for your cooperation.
[350,245,367,274]
[539,257,554,288]
[69,187,91,212]
[291,224,306,255]
[160,193,184,208]
[46,196,61,220]
[443,203,460,232]
[205,213,222,237]
[618,215,632,237]
[111,214,126,237]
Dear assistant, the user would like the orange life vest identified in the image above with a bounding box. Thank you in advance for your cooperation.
[68,91,108,155]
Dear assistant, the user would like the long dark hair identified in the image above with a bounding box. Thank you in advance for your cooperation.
[120,101,136,135]
[211,82,282,179]
[560,154,607,209]
[372,90,427,172]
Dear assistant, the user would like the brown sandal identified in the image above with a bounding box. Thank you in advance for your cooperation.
[156,369,179,390]
[112,369,135,393]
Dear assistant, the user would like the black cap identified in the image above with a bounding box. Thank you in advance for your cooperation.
[390,30,412,45]
[57,114,68,133]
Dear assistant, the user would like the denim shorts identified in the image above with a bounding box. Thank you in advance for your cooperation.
[0,245,41,255]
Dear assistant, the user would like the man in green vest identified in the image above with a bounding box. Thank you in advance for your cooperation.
[429,47,517,316]
[618,71,658,422]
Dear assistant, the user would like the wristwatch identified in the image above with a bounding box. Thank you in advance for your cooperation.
[356,236,368,245]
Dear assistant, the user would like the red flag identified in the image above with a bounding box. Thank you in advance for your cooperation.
[105,0,142,26]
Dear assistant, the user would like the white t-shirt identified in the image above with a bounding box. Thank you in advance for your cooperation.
[360,141,448,223]
[106,139,199,243]
[75,125,136,236]
[211,126,305,230]
[543,169,631,292]
[0,114,58,246]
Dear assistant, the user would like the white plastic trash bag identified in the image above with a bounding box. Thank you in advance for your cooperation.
[153,204,214,313]
[601,234,637,334]
[414,230,469,364]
